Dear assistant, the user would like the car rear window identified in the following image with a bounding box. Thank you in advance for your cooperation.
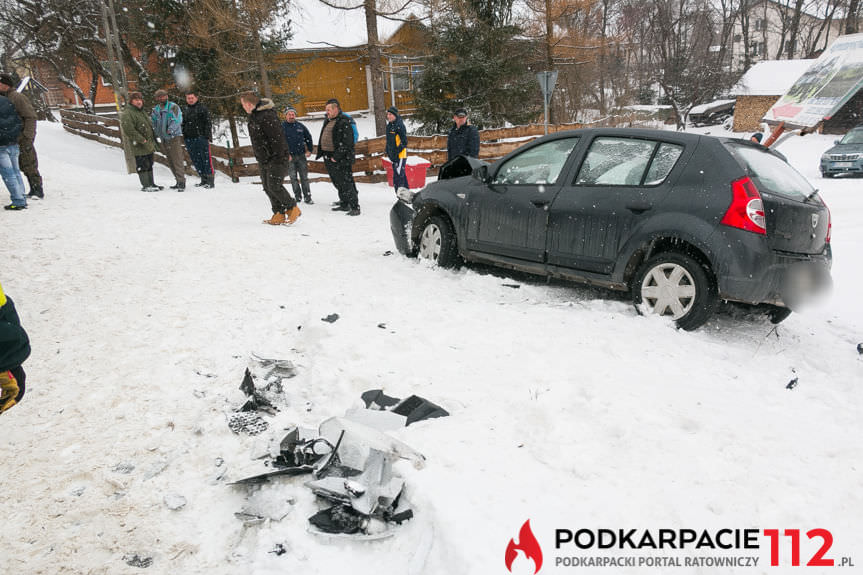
[725,143,815,201]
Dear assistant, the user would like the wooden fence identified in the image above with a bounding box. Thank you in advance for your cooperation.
[59,109,654,183]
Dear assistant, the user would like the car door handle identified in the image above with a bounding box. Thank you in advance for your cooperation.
[531,199,551,208]
[626,202,652,214]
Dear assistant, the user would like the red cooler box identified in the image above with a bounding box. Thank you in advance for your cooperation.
[382,157,431,189]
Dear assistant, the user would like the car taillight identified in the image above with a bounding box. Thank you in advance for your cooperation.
[721,176,766,235]
[825,204,831,243]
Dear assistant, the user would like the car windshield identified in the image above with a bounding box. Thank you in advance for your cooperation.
[839,129,863,144]
[725,143,815,201]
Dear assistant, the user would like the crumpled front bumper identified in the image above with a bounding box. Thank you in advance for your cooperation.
[389,200,416,255]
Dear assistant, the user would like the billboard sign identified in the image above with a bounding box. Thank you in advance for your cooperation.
[764,33,863,128]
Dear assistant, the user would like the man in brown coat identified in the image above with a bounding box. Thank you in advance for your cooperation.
[0,73,43,199]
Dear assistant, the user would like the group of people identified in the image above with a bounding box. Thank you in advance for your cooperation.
[0,73,43,211]
[120,89,215,192]
[119,88,483,227]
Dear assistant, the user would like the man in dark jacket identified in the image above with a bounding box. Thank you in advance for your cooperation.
[0,94,27,210]
[385,106,409,191]
[317,98,360,216]
[281,106,314,204]
[240,92,301,225]
[0,281,30,414]
[182,90,215,189]
[0,73,43,199]
[446,107,480,162]
[120,92,162,192]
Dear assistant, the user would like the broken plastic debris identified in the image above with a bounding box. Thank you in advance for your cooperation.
[123,554,153,568]
[321,313,340,323]
[163,494,187,510]
[392,395,449,426]
[227,412,269,436]
[360,389,401,410]
[786,377,799,390]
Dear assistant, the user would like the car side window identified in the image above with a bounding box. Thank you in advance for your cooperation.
[492,137,580,185]
[644,143,684,185]
[575,138,656,186]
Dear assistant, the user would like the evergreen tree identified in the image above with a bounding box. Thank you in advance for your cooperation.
[413,1,541,133]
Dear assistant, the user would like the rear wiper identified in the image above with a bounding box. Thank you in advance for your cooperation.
[805,188,820,203]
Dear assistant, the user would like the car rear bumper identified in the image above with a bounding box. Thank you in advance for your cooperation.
[717,237,832,309]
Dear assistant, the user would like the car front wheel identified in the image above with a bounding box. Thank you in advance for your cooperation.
[417,215,460,268]
[632,252,717,330]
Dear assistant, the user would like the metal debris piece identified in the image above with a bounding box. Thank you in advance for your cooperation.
[321,313,340,323]
[163,494,187,510]
[227,412,269,436]
[123,554,153,568]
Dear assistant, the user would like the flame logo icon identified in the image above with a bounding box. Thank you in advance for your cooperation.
[505,520,543,574]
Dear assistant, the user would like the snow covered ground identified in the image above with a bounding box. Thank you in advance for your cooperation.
[1,122,861,575]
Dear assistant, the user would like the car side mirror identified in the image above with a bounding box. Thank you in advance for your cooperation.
[835,140,841,145]
[473,164,491,183]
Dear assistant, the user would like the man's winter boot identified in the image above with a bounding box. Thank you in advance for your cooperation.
[263,212,286,225]
[143,171,161,192]
[304,194,313,204]
[202,174,215,189]
[286,205,302,224]
[346,206,361,216]
[138,171,149,191]
[28,184,44,199]
[194,177,205,187]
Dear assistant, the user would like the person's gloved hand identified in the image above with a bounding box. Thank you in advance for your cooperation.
[0,370,19,414]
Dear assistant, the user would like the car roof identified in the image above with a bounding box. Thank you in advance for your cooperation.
[540,127,704,143]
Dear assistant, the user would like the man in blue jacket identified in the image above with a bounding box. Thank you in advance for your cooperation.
[446,107,480,162]
[151,89,187,191]
[385,106,408,191]
[0,94,26,210]
[282,106,314,204]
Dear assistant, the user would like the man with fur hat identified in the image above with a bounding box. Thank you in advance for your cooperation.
[240,92,301,225]
[281,105,314,204]
[0,73,43,199]
[385,106,409,192]
[151,89,186,191]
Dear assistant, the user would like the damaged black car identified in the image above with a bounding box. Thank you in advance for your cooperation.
[389,128,833,330]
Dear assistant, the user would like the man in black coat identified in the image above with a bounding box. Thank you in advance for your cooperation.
[446,107,480,162]
[182,90,215,188]
[316,98,360,216]
[240,92,301,225]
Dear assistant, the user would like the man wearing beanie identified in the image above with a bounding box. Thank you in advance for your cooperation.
[385,106,409,192]
[281,106,314,204]
[0,73,44,199]
[446,107,480,162]
[151,89,186,191]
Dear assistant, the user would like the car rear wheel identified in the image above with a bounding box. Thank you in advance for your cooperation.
[632,252,717,331]
[418,215,459,268]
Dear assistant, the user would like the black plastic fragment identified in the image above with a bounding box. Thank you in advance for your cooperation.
[392,395,449,425]
[239,368,255,396]
[322,313,340,323]
[309,505,364,534]
[123,554,153,568]
[857,342,863,354]
[388,509,414,524]
[361,389,401,410]
[786,377,799,390]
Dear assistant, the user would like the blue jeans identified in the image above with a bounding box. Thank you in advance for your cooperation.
[0,145,26,207]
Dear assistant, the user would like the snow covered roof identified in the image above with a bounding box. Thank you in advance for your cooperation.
[731,59,816,96]
[286,1,425,50]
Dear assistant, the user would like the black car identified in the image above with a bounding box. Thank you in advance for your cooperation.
[820,126,863,177]
[687,99,736,127]
[390,128,832,330]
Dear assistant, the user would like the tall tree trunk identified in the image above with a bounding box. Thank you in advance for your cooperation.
[847,0,861,34]
[365,0,386,136]
[250,24,271,99]
[787,0,804,59]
